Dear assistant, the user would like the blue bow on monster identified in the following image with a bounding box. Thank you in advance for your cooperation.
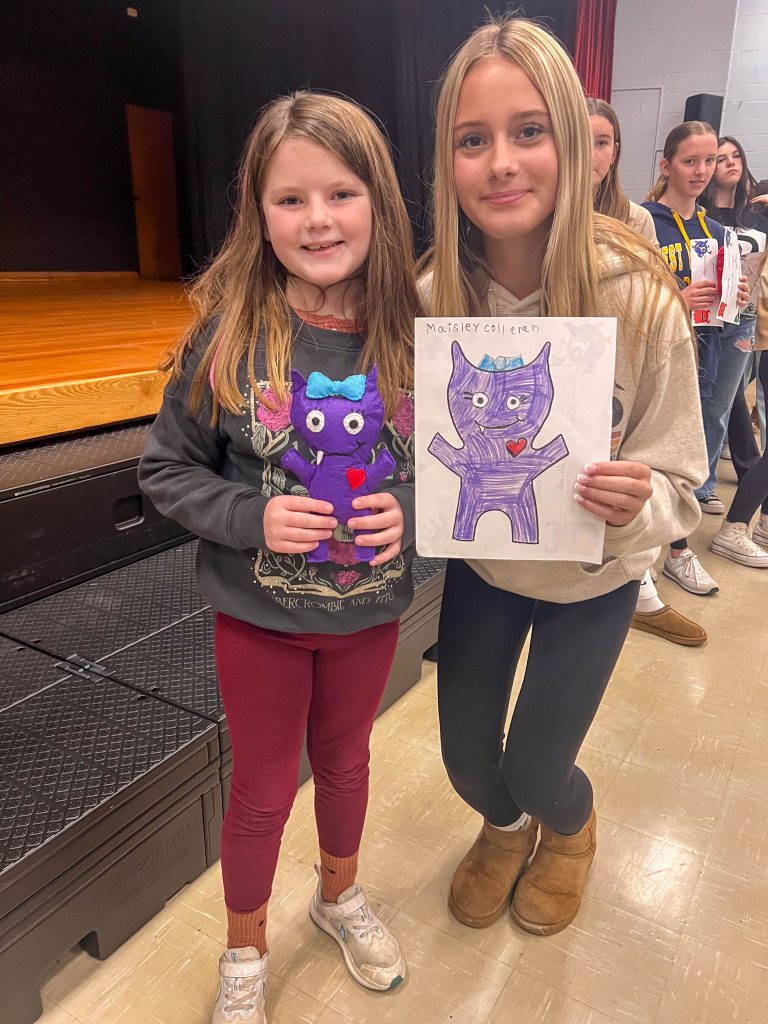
[304,372,366,401]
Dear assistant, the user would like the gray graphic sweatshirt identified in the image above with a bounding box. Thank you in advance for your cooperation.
[139,316,415,634]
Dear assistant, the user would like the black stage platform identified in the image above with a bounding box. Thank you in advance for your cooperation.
[0,423,188,612]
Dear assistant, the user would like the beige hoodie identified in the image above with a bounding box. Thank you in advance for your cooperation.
[420,248,708,602]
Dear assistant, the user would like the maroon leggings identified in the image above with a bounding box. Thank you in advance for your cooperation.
[215,612,400,912]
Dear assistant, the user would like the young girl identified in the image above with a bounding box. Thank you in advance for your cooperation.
[421,15,707,938]
[643,124,752,588]
[588,97,706,646]
[699,137,768,565]
[139,92,419,1023]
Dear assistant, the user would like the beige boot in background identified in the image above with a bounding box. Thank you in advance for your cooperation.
[511,806,597,935]
[449,817,538,928]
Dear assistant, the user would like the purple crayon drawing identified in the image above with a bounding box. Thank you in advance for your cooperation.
[283,365,395,563]
[428,341,568,544]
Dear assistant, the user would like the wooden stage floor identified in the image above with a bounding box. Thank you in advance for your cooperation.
[0,276,193,446]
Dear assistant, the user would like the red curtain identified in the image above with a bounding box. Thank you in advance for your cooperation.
[573,0,618,101]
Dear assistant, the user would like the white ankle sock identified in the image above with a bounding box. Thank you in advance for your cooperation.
[635,569,664,613]
[495,812,531,832]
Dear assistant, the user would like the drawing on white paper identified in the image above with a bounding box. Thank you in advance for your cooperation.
[428,341,568,544]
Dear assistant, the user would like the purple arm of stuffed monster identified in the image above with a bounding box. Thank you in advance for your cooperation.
[282,364,395,564]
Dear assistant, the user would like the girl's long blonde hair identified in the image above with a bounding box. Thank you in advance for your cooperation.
[587,97,630,224]
[423,16,691,356]
[167,92,418,419]
[645,120,717,202]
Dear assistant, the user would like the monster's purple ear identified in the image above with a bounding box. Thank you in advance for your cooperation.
[531,342,551,367]
[365,364,379,393]
[451,340,472,371]
[290,369,307,395]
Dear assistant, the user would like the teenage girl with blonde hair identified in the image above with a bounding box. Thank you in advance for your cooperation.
[140,91,418,1022]
[421,16,707,937]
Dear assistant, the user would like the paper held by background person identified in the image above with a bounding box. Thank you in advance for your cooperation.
[415,316,617,564]
[690,227,743,327]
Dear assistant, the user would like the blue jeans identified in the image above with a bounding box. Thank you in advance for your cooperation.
[696,320,756,499]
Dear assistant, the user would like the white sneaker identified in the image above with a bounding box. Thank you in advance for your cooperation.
[210,947,268,1023]
[721,443,732,461]
[752,515,768,548]
[309,866,406,991]
[711,521,768,568]
[663,549,719,595]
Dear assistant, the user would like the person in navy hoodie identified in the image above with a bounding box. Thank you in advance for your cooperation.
[643,121,750,595]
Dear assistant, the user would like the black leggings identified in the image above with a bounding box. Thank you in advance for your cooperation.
[437,560,640,836]
[727,353,768,522]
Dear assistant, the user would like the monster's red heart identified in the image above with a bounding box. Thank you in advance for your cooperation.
[506,439,527,457]
[346,467,366,490]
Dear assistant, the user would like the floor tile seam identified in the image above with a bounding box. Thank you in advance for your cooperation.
[596,811,720,859]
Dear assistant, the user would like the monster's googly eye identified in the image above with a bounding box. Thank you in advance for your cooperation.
[470,392,489,409]
[306,410,325,433]
[343,412,365,435]
[506,395,522,411]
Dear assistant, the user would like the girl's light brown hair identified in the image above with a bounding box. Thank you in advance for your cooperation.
[587,97,630,223]
[166,91,418,419]
[645,120,717,202]
[422,15,691,358]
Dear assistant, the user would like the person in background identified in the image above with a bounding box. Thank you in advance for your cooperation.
[700,138,768,564]
[588,97,706,644]
[643,122,751,592]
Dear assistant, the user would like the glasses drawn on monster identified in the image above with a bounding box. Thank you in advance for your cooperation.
[428,341,568,545]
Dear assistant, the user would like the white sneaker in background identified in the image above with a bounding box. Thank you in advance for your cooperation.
[721,442,732,460]
[210,947,268,1023]
[663,549,719,595]
[752,515,768,548]
[309,866,406,991]
[711,521,768,568]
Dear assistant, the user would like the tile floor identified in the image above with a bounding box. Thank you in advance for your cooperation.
[35,469,768,1023]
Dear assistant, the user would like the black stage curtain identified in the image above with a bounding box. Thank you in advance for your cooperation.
[179,1,573,266]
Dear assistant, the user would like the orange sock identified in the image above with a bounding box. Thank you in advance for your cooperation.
[320,850,359,903]
[226,900,269,956]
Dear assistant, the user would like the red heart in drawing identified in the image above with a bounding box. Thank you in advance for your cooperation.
[506,439,527,457]
[347,467,366,490]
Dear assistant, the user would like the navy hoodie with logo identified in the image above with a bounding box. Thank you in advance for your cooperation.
[642,201,726,398]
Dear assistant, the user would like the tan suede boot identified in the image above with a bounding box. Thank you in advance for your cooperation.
[510,806,596,935]
[449,817,538,928]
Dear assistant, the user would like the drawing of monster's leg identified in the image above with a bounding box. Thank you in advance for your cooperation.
[453,479,483,542]
[508,488,540,544]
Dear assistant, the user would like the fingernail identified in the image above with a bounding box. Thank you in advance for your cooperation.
[577,474,589,484]
[584,464,597,474]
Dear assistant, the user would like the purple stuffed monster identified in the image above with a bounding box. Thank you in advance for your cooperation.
[282,365,395,563]
[429,341,568,544]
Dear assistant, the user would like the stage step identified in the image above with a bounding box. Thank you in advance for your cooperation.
[0,423,188,611]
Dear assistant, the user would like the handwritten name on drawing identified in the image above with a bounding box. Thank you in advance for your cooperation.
[425,321,541,336]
